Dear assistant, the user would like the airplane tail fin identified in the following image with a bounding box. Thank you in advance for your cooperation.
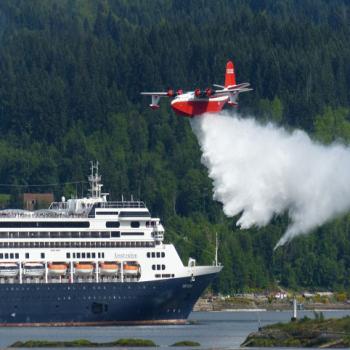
[225,60,236,88]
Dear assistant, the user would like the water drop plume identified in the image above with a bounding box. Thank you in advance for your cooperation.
[190,112,350,249]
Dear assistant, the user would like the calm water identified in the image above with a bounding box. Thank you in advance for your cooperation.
[1,310,350,349]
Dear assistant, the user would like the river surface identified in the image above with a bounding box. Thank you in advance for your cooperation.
[1,310,350,349]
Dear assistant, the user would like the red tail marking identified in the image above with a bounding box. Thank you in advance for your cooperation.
[225,61,236,87]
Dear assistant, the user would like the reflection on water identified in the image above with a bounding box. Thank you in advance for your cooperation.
[0,310,349,349]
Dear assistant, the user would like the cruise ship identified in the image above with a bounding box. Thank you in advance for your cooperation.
[0,162,222,326]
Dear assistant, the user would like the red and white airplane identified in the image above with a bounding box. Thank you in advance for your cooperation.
[141,60,252,117]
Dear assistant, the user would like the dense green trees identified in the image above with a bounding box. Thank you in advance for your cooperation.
[0,0,349,292]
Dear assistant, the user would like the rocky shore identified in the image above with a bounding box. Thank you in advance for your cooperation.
[193,296,350,312]
[241,315,350,348]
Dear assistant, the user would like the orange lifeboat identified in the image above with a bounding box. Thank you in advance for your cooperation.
[74,262,94,276]
[48,263,68,276]
[99,262,119,275]
[123,261,140,276]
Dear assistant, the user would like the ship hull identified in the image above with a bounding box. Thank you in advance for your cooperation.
[0,272,216,326]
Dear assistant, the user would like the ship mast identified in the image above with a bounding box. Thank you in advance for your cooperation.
[215,232,219,267]
[88,161,108,199]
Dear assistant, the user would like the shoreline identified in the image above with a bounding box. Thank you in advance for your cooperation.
[194,297,350,312]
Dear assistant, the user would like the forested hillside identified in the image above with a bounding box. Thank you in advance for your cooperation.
[0,0,350,292]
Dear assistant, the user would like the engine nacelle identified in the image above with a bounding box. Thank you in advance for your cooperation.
[205,87,215,97]
[194,88,201,97]
[167,89,175,97]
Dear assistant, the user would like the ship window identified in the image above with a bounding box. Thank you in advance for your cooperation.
[91,231,99,238]
[121,232,144,236]
[131,221,140,228]
[41,253,45,259]
[0,254,2,259]
[155,274,161,278]
[156,252,160,258]
[119,211,150,218]
[151,252,155,258]
[51,232,59,238]
[67,253,70,259]
[81,232,90,238]
[162,265,165,270]
[87,253,91,258]
[111,231,120,238]
[0,222,90,228]
[147,252,150,258]
[101,231,110,238]
[98,253,101,258]
[102,253,105,258]
[19,232,28,238]
[82,253,86,259]
[161,252,165,258]
[15,253,19,258]
[39,232,49,238]
[71,232,79,238]
[77,253,81,259]
[60,231,70,238]
[5,253,8,259]
[106,222,120,228]
[0,232,8,238]
[10,253,14,259]
[92,253,96,258]
[96,211,119,215]
[152,265,156,270]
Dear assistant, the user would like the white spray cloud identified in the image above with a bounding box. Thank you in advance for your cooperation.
[190,112,350,248]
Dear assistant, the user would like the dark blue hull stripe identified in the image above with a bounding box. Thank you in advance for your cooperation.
[0,273,217,325]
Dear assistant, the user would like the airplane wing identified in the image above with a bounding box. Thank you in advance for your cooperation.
[140,92,169,96]
[140,91,170,109]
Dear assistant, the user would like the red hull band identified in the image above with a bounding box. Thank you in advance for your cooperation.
[171,99,227,117]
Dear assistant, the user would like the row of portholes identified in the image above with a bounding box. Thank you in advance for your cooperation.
[146,252,165,258]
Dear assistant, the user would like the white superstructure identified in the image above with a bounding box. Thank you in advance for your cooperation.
[0,162,221,285]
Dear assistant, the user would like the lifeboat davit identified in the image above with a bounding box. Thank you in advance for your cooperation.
[0,263,19,277]
[99,262,119,275]
[23,262,45,277]
[123,261,140,276]
[48,263,68,276]
[74,262,94,276]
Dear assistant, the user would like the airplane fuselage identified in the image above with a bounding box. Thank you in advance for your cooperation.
[170,93,229,117]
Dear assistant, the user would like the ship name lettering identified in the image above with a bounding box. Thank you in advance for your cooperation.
[116,253,137,259]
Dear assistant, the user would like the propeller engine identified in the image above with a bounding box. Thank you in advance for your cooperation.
[167,88,175,97]
[205,87,215,96]
[194,88,202,97]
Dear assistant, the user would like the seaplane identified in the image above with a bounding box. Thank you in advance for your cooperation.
[141,60,252,117]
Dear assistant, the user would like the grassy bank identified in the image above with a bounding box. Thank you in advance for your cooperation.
[10,338,157,347]
[242,315,350,348]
